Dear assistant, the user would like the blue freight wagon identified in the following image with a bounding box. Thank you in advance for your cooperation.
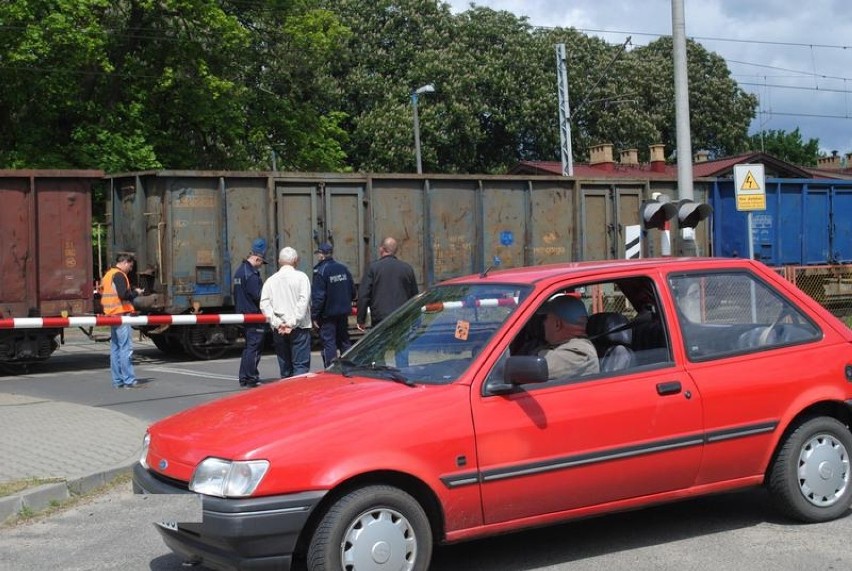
[710,178,852,266]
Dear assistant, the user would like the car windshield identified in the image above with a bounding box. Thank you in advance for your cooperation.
[328,283,532,385]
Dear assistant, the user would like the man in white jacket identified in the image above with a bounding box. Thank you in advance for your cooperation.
[260,246,312,378]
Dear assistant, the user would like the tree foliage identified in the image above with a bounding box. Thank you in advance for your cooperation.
[0,0,349,171]
[0,0,769,173]
[747,128,820,166]
[321,2,760,172]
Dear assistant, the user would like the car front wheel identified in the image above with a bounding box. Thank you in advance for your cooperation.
[769,416,852,522]
[307,485,432,571]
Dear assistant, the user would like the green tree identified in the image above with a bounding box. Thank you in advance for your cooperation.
[321,2,759,172]
[0,0,349,171]
[317,0,457,172]
[747,128,820,166]
[0,1,764,174]
[614,37,758,160]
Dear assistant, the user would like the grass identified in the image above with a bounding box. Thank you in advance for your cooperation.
[1,472,131,528]
[0,477,64,497]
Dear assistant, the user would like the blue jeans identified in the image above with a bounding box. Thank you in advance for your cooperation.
[238,325,266,384]
[110,323,136,387]
[272,327,311,378]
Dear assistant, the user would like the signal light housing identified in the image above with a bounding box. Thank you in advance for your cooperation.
[676,199,713,229]
[641,199,678,230]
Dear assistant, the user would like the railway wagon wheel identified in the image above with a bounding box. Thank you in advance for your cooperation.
[181,325,232,360]
[148,333,186,356]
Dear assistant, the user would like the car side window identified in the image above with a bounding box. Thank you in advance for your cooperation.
[668,271,821,361]
[489,276,673,389]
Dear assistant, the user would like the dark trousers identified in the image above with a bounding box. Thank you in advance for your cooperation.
[238,325,266,385]
[318,315,352,368]
[272,327,311,378]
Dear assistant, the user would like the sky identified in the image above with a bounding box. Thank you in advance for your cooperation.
[445,0,852,156]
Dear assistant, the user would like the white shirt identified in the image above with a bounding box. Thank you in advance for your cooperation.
[260,265,312,330]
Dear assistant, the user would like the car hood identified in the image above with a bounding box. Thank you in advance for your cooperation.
[147,371,464,475]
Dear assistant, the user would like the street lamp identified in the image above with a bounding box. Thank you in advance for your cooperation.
[411,84,435,174]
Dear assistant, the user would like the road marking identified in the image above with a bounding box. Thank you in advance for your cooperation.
[145,366,234,380]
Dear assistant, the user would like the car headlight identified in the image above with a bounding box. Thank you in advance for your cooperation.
[189,457,269,498]
[140,432,151,470]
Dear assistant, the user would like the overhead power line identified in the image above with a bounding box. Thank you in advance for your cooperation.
[758,110,852,120]
[726,59,851,82]
[739,81,851,95]
[569,27,852,51]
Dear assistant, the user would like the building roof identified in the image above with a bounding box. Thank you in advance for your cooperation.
[801,166,852,180]
[510,151,815,180]
[508,160,679,179]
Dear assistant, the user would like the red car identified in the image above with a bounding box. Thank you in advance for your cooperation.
[133,257,852,571]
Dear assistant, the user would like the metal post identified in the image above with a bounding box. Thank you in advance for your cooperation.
[672,0,694,201]
[672,0,696,255]
[412,92,423,174]
[555,44,574,177]
[411,84,434,175]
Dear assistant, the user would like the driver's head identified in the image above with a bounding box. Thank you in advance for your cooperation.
[537,296,588,345]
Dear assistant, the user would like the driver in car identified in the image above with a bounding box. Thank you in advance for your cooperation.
[535,296,600,380]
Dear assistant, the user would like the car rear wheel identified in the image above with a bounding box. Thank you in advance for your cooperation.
[307,485,432,571]
[769,416,852,522]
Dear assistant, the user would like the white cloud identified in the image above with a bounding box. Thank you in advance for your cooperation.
[444,0,852,154]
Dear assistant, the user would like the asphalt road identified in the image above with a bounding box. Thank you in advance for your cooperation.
[2,330,852,570]
[3,481,852,571]
[0,329,315,423]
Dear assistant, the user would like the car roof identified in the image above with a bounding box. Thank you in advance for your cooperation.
[440,257,760,286]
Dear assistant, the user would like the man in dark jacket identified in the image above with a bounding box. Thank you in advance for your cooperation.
[356,236,418,330]
[234,238,268,388]
[312,243,356,367]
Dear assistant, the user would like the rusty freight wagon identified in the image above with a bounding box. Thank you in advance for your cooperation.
[0,170,103,365]
[105,170,709,359]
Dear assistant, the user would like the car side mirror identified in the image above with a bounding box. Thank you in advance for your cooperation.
[486,356,549,395]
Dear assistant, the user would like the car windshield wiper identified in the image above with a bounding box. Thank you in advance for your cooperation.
[335,359,414,386]
[367,363,414,386]
[335,358,358,377]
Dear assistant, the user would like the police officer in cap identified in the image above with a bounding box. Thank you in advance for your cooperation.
[312,242,356,367]
[234,238,269,388]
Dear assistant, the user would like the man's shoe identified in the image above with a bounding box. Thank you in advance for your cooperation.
[244,382,259,389]
[123,382,141,389]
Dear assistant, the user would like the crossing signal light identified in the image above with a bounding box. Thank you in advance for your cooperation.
[641,199,678,230]
[676,199,713,229]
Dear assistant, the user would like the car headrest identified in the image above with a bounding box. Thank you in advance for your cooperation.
[587,312,632,347]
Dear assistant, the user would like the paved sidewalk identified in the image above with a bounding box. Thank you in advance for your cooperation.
[0,392,147,524]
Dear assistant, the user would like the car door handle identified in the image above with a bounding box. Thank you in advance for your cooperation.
[656,381,682,396]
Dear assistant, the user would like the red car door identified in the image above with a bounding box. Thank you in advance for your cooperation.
[470,358,703,525]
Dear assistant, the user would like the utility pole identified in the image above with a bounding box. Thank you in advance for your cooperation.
[555,44,573,177]
[671,0,697,254]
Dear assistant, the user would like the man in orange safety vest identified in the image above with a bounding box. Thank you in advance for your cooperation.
[101,253,144,388]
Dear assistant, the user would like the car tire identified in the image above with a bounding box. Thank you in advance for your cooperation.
[307,485,432,571]
[768,416,852,522]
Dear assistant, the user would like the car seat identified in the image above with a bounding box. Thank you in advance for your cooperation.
[586,312,635,372]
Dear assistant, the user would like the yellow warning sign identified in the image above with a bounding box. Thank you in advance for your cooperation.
[736,194,766,211]
[740,171,761,191]
[734,164,766,212]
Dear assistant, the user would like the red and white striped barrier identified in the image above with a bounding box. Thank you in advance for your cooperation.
[0,313,269,330]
